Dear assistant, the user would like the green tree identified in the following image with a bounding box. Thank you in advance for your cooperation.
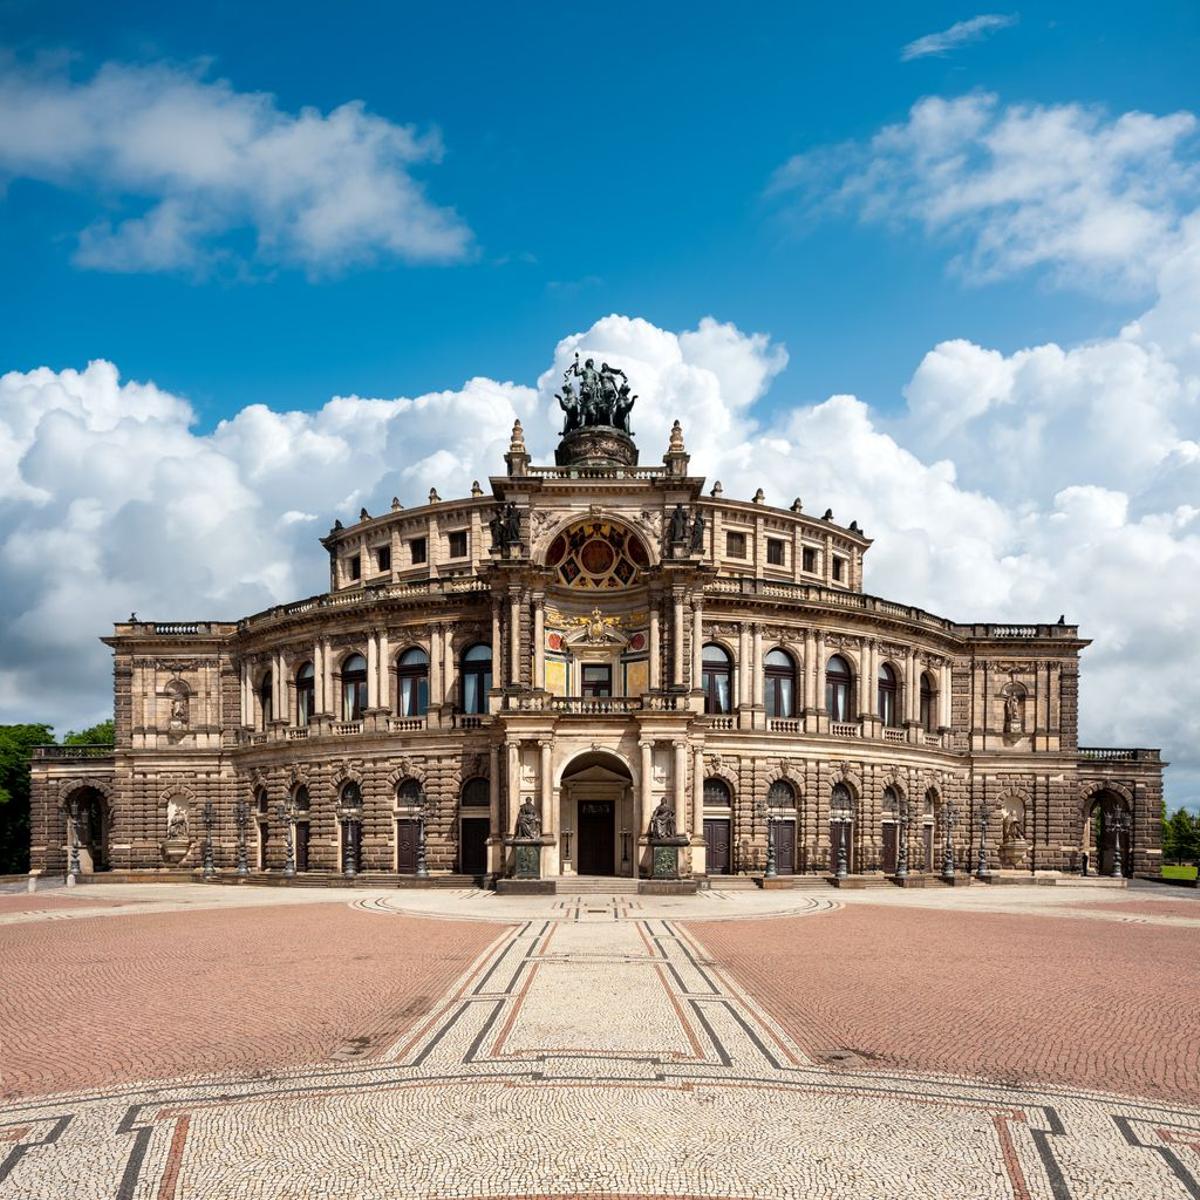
[0,724,55,874]
[63,720,115,746]
[1168,808,1199,866]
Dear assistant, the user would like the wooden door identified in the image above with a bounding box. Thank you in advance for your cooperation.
[704,818,731,874]
[295,823,309,872]
[774,821,796,875]
[577,801,615,875]
[922,825,933,872]
[396,819,420,874]
[881,823,898,873]
[461,818,489,875]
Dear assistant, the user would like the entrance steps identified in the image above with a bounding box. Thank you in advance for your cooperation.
[554,876,639,895]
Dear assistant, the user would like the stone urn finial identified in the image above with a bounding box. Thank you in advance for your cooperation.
[471,480,483,496]
[428,487,441,504]
[711,480,723,497]
[752,487,765,504]
[510,420,526,452]
[790,497,803,512]
[668,419,685,452]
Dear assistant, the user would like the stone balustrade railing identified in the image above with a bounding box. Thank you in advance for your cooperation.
[1078,747,1161,762]
[32,745,115,760]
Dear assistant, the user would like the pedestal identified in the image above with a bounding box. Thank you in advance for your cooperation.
[505,837,543,880]
[650,836,689,880]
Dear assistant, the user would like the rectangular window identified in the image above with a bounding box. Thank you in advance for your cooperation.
[802,546,817,573]
[348,553,361,580]
[832,556,845,582]
[376,545,391,573]
[726,531,747,558]
[581,664,612,698]
[766,537,785,566]
[410,537,427,565]
[448,530,468,558]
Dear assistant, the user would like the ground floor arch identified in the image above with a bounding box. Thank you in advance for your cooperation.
[63,786,110,873]
[558,750,635,878]
[1086,790,1133,877]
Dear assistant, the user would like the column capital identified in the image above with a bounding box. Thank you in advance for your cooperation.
[537,739,552,750]
[638,739,655,752]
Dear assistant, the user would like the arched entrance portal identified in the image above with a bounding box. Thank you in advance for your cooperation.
[1088,791,1132,877]
[64,786,109,873]
[559,752,634,878]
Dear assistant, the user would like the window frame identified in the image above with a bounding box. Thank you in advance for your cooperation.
[764,648,796,719]
[396,647,430,717]
[340,653,368,721]
[296,662,315,726]
[920,672,936,732]
[410,536,427,565]
[766,537,786,567]
[447,529,468,559]
[825,654,854,723]
[702,643,734,714]
[725,530,748,559]
[460,643,493,714]
[878,662,900,728]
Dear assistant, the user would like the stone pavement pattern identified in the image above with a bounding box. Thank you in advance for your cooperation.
[1,881,1199,1199]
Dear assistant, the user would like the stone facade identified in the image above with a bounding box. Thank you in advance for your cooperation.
[29,415,1165,883]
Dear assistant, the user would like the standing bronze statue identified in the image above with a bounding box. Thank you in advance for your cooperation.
[556,354,637,431]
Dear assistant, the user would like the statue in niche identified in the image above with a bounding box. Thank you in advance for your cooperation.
[1003,688,1024,735]
[668,504,689,548]
[515,797,541,839]
[649,800,677,840]
[166,797,191,842]
[689,508,706,554]
[168,689,189,729]
[489,503,522,551]
[1002,811,1026,844]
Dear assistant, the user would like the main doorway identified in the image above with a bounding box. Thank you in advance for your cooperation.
[577,801,615,875]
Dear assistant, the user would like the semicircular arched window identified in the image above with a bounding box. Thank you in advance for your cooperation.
[767,780,796,809]
[703,777,732,808]
[296,662,315,726]
[920,672,936,733]
[397,647,429,717]
[702,643,733,714]
[878,662,899,728]
[341,654,368,722]
[826,655,853,723]
[461,777,489,807]
[544,519,650,590]
[765,648,796,719]
[396,778,422,807]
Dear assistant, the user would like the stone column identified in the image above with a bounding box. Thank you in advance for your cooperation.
[674,741,688,833]
[509,590,521,686]
[507,740,521,834]
[491,598,502,677]
[441,625,457,709]
[540,740,554,836]
[378,628,390,712]
[366,632,379,710]
[692,746,705,838]
[533,595,545,691]
[638,741,653,849]
[803,629,816,711]
[752,624,764,706]
[905,648,917,724]
[940,661,953,729]
[323,638,334,716]
[738,624,750,709]
[430,624,444,706]
[488,744,502,873]
[313,641,325,714]
[241,662,251,727]
[691,600,703,690]
[672,590,685,686]
[649,602,661,690]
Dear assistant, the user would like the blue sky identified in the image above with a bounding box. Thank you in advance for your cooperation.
[2,3,1199,811]
[2,1,1198,425]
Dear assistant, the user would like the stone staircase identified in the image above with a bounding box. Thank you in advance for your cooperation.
[554,875,640,895]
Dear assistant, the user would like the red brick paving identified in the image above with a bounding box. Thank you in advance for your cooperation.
[0,904,503,1099]
[1070,899,1200,919]
[686,905,1200,1104]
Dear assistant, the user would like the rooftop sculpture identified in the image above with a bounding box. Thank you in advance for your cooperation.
[554,354,640,467]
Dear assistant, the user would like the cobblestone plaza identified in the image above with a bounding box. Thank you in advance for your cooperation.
[2,878,1199,1198]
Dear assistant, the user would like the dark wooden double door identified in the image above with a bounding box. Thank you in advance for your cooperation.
[577,801,615,875]
[703,819,796,875]
[881,824,936,873]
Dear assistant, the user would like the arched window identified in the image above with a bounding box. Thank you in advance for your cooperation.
[831,782,854,817]
[878,663,899,728]
[703,777,732,808]
[255,787,269,816]
[461,777,490,807]
[764,649,796,719]
[702,644,733,714]
[340,780,363,808]
[396,778,422,807]
[920,672,936,732]
[293,785,310,811]
[296,662,315,726]
[767,779,796,809]
[258,672,273,728]
[882,785,900,814]
[460,644,492,714]
[397,648,429,717]
[341,654,368,721]
[825,655,853,723]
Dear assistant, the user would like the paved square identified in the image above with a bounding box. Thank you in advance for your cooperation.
[1,879,1198,1198]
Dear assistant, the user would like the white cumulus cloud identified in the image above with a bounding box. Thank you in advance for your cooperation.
[769,93,1200,293]
[0,53,472,274]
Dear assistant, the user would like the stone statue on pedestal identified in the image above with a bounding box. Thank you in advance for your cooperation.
[516,797,541,840]
[649,800,676,840]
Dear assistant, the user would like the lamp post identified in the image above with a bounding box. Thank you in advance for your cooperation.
[620,827,631,871]
[343,811,360,879]
[276,800,296,878]
[1110,809,1129,878]
[415,791,431,879]
[202,798,216,879]
[896,795,909,880]
[235,799,249,877]
[68,797,81,880]
[765,816,778,879]
[834,816,849,880]
[976,802,991,880]
[941,800,957,882]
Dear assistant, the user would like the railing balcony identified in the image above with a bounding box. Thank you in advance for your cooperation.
[387,716,427,732]
[1078,747,1161,762]
[453,712,486,730]
[706,715,735,731]
[768,719,802,734]
[883,727,906,744]
[32,744,115,760]
[831,721,861,738]
[549,696,641,716]
[286,727,310,740]
[331,721,363,736]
